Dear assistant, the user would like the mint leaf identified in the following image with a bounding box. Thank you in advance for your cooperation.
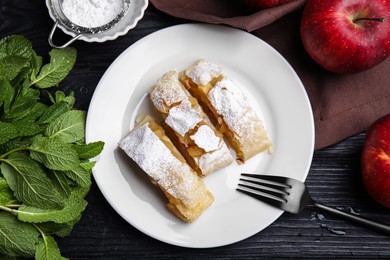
[38,101,71,124]
[38,215,81,238]
[0,35,33,60]
[49,171,71,199]
[2,79,40,121]
[0,118,41,149]
[29,50,42,80]
[1,152,65,209]
[27,102,47,120]
[0,78,15,113]
[0,177,17,205]
[73,141,104,159]
[0,122,19,145]
[41,90,75,107]
[71,186,90,199]
[43,89,56,104]
[0,137,34,156]
[45,110,85,143]
[16,191,87,224]
[31,48,76,89]
[0,212,40,258]
[35,235,67,260]
[80,161,96,171]
[30,136,79,171]
[12,118,41,137]
[0,35,33,82]
[55,91,66,103]
[0,55,29,81]
[56,90,75,108]
[63,165,91,188]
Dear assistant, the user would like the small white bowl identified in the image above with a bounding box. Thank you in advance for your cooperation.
[46,0,148,48]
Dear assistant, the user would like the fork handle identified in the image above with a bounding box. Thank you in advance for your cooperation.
[313,202,390,235]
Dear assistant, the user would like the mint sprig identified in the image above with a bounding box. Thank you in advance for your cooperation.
[0,35,104,259]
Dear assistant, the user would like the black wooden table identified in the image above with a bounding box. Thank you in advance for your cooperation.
[2,1,390,258]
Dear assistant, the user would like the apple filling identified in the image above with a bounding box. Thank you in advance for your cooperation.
[150,70,233,176]
[181,59,272,162]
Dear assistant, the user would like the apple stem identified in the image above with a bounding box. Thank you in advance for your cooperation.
[353,17,385,23]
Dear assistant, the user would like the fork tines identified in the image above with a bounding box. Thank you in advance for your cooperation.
[237,173,292,206]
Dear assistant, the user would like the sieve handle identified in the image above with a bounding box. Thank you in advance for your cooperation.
[48,20,81,49]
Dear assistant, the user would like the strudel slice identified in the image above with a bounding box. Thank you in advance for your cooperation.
[180,59,272,163]
[119,115,214,223]
[150,70,233,176]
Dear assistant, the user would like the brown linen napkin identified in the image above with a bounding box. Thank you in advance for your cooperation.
[150,0,390,150]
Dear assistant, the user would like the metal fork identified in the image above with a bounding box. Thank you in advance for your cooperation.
[237,173,390,235]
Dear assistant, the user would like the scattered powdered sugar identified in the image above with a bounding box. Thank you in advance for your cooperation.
[196,141,232,176]
[185,59,222,85]
[150,71,187,113]
[190,125,220,152]
[208,77,261,141]
[165,99,202,137]
[62,0,123,28]
[190,125,233,175]
[118,123,200,208]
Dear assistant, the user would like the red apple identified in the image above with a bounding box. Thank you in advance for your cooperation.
[242,0,293,10]
[361,114,390,208]
[300,0,390,73]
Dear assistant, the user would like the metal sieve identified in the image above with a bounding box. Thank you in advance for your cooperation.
[47,0,134,48]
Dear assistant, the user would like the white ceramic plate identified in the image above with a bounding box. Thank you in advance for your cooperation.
[86,24,315,248]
